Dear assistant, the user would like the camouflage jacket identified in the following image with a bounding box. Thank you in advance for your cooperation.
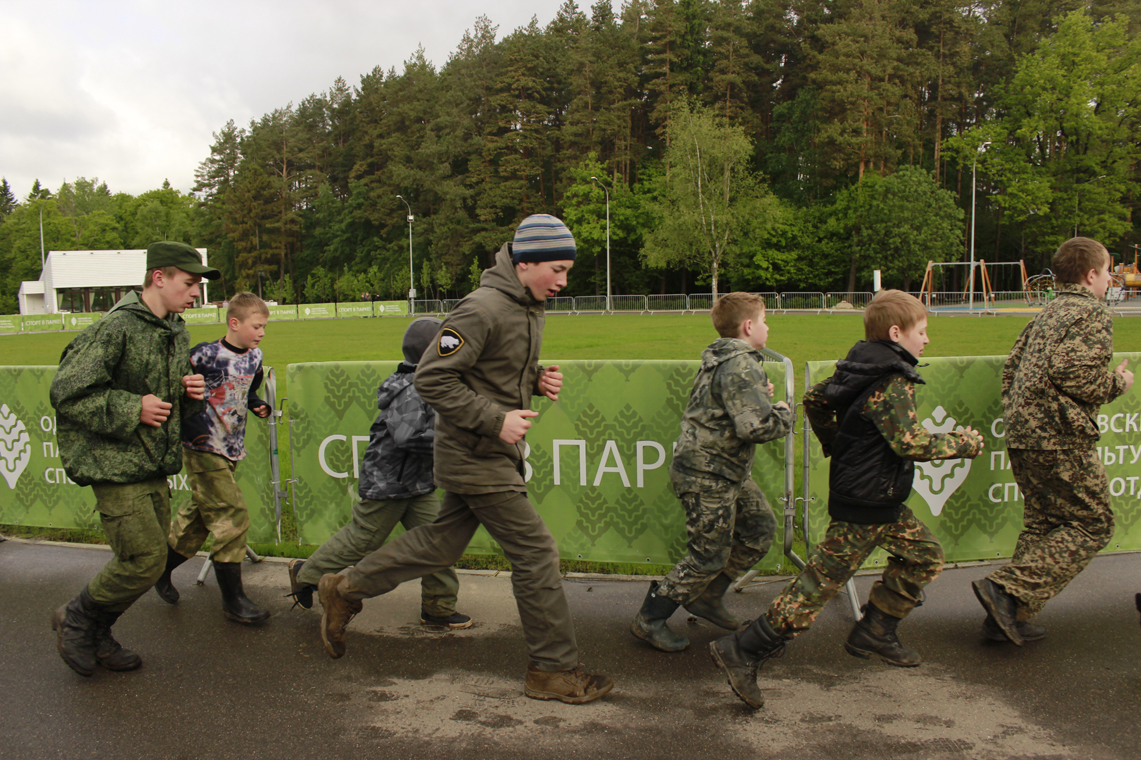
[50,290,202,487]
[807,340,981,523]
[358,363,436,501]
[670,337,793,485]
[1003,284,1127,450]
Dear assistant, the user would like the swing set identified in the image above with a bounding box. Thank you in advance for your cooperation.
[917,260,1032,310]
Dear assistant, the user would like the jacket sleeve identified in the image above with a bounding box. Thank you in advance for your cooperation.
[803,378,837,456]
[414,301,504,438]
[387,389,435,454]
[49,323,143,441]
[1049,312,1127,404]
[866,376,982,461]
[714,355,792,444]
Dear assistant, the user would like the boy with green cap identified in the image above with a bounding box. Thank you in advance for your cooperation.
[50,241,220,677]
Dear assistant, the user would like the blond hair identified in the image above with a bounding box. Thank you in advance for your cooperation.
[1052,237,1109,284]
[864,289,926,341]
[711,292,765,338]
[227,291,269,323]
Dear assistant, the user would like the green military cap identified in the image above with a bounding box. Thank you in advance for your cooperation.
[146,241,221,280]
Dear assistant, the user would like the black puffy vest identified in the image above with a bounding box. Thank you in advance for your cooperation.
[824,341,924,524]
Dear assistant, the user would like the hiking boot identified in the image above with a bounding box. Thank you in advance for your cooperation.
[684,573,743,630]
[982,614,1046,643]
[214,561,271,625]
[154,546,191,605]
[318,573,362,659]
[845,604,921,667]
[972,579,1023,646]
[51,588,100,677]
[709,614,788,710]
[630,581,689,652]
[92,609,142,672]
[420,608,473,629]
[287,559,315,610]
[524,664,614,704]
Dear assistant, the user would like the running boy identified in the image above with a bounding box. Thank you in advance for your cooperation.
[972,237,1132,645]
[631,292,792,652]
[50,241,218,676]
[710,289,984,709]
[153,291,273,624]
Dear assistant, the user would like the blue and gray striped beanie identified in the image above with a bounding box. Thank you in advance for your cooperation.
[512,214,577,264]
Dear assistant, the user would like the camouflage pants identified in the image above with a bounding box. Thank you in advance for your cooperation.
[168,448,250,564]
[655,475,777,604]
[296,492,460,617]
[989,447,1114,619]
[87,478,171,613]
[767,506,943,636]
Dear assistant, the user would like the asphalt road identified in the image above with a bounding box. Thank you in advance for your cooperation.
[1,538,1138,760]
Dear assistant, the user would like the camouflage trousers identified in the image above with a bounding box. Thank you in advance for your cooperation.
[87,478,171,613]
[767,506,944,636]
[989,447,1114,620]
[296,492,460,617]
[168,448,250,564]
[655,475,777,605]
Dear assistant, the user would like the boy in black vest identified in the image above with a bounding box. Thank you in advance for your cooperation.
[709,289,984,710]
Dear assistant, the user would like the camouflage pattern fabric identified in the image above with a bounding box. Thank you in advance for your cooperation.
[357,366,436,501]
[671,337,793,484]
[766,507,943,636]
[988,447,1114,619]
[296,493,460,616]
[655,476,776,604]
[168,448,250,564]
[87,478,172,613]
[1003,283,1127,450]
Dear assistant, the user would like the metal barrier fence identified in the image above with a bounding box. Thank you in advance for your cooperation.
[780,292,826,310]
[825,292,874,310]
[647,294,689,312]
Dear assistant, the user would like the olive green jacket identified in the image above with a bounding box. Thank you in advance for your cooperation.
[50,291,201,486]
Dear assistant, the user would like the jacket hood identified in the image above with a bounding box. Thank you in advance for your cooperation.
[107,289,182,330]
[480,243,541,307]
[378,366,416,410]
[700,337,761,370]
[829,340,923,405]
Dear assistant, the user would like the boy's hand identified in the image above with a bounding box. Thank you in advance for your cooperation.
[773,400,790,412]
[958,426,985,454]
[766,381,775,397]
[140,394,172,428]
[1115,359,1134,394]
[537,365,563,401]
[182,374,206,400]
[251,402,272,418]
[500,409,539,444]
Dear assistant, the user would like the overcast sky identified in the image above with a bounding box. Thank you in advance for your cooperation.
[1,0,569,201]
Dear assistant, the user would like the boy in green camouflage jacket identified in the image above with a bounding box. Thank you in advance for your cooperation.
[710,289,984,710]
[49,242,219,677]
[631,292,793,653]
[972,237,1133,646]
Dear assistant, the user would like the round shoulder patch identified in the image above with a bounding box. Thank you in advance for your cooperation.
[437,327,465,356]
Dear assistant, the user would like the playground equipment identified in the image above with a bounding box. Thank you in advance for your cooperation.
[917,260,1029,310]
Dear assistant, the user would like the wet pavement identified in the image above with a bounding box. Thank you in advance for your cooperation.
[1,538,1139,760]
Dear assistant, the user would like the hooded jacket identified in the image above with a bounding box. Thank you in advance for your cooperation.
[414,243,545,493]
[357,363,437,500]
[50,290,201,486]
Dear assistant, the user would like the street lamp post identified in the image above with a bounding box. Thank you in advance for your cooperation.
[396,195,414,315]
[1074,175,1107,238]
[969,141,991,313]
[589,176,611,312]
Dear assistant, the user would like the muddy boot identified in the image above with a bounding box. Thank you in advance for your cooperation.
[630,581,689,652]
[153,546,191,605]
[214,561,270,625]
[684,574,742,630]
[981,614,1046,643]
[845,604,921,667]
[51,588,100,677]
[708,614,788,710]
[524,664,614,704]
[318,573,362,659]
[972,578,1023,646]
[92,609,142,671]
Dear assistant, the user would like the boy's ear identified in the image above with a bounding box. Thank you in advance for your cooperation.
[228,316,240,330]
[887,324,902,342]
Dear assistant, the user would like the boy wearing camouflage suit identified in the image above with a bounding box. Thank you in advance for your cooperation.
[710,289,985,710]
[49,242,219,676]
[286,317,472,630]
[972,237,1133,645]
[631,292,792,652]
[153,292,273,624]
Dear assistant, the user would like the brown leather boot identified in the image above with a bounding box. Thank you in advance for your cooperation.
[524,664,614,704]
[318,573,362,659]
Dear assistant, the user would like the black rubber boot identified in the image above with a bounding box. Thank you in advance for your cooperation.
[844,604,921,667]
[154,546,191,605]
[981,614,1046,643]
[684,574,742,630]
[92,609,142,671]
[630,581,689,652]
[50,588,100,677]
[708,614,788,710]
[214,561,270,625]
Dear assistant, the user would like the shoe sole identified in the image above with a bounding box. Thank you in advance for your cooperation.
[524,681,614,704]
[982,624,1046,643]
[420,618,474,630]
[708,641,764,710]
[843,642,922,667]
[318,576,348,659]
[224,610,271,625]
[972,581,1023,646]
[288,560,313,610]
[629,618,689,652]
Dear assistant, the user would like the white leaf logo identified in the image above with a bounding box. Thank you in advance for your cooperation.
[304,307,312,316]
[912,406,972,516]
[0,403,32,489]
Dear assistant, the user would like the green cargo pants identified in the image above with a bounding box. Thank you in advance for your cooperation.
[168,448,250,564]
[87,478,171,613]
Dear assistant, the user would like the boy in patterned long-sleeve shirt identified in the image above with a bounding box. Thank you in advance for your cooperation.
[972,237,1133,646]
[710,289,985,710]
[154,292,273,624]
